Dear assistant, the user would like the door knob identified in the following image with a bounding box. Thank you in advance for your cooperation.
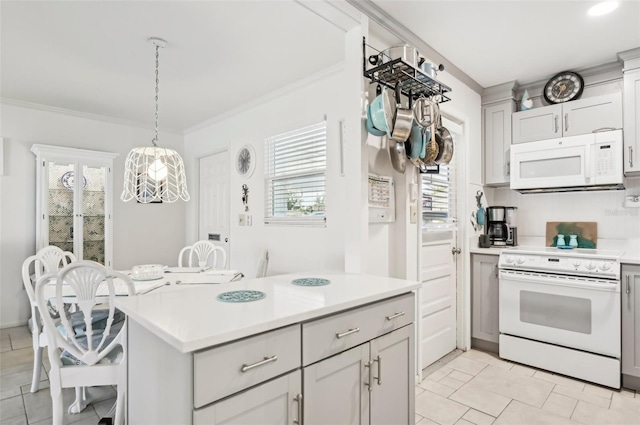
[451,247,461,255]
[225,238,228,243]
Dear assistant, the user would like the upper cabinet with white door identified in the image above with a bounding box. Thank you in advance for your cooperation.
[512,92,623,144]
[482,81,517,186]
[31,144,117,268]
[619,48,640,175]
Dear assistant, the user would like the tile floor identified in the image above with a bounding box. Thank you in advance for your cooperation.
[3,324,640,424]
[416,349,640,425]
[1,326,116,424]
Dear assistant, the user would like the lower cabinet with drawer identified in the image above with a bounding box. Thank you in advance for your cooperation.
[127,292,416,424]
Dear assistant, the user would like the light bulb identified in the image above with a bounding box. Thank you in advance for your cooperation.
[587,1,619,16]
[148,158,168,181]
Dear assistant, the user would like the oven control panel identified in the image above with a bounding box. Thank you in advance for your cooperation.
[499,254,620,279]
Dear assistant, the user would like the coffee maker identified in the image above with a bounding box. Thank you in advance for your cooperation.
[505,207,518,246]
[486,206,508,246]
[486,206,517,246]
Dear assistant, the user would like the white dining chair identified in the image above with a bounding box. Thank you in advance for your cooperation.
[35,261,134,425]
[21,245,77,393]
[178,240,227,269]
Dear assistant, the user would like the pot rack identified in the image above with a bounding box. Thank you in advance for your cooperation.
[362,37,452,104]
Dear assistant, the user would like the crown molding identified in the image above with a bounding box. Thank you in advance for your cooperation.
[0,98,182,135]
[185,63,345,134]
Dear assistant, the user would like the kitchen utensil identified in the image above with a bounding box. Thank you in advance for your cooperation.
[390,84,413,142]
[408,123,423,159]
[417,59,445,79]
[434,115,454,164]
[412,96,439,128]
[365,104,386,136]
[475,191,485,226]
[369,85,395,137]
[131,264,164,281]
[388,137,406,173]
[379,45,420,67]
[423,122,439,164]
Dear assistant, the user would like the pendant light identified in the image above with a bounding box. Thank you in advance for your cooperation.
[121,37,190,203]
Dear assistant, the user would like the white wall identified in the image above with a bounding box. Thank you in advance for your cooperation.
[183,68,348,278]
[0,104,186,327]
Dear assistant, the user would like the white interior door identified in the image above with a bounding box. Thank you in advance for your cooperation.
[199,151,230,260]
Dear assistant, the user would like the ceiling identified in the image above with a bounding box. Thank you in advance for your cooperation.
[371,0,640,88]
[0,1,346,133]
[2,1,639,134]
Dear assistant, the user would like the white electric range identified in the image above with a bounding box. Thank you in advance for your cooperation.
[498,246,624,388]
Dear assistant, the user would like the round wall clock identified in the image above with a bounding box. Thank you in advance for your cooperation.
[543,71,584,104]
[235,145,256,178]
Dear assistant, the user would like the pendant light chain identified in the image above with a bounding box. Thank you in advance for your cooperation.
[153,43,160,147]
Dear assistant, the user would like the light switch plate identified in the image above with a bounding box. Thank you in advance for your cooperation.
[246,214,252,226]
[238,214,246,226]
[625,195,640,208]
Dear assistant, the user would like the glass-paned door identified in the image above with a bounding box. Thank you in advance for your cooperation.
[47,161,76,253]
[82,165,107,263]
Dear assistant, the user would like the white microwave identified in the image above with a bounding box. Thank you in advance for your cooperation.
[510,130,624,193]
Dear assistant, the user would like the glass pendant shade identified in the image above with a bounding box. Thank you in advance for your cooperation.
[121,145,190,203]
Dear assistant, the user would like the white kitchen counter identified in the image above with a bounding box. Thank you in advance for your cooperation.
[115,272,420,353]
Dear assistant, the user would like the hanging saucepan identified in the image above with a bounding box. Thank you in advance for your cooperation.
[390,83,413,142]
[412,96,439,129]
[387,137,406,173]
[434,115,454,165]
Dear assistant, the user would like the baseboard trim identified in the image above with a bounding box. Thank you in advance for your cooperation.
[622,374,640,391]
[471,337,499,354]
[0,320,29,330]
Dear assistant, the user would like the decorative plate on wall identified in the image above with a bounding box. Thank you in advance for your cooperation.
[235,145,256,178]
[61,171,87,190]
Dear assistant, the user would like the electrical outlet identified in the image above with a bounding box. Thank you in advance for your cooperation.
[410,204,417,224]
[238,214,246,226]
[625,195,640,208]
[246,214,252,226]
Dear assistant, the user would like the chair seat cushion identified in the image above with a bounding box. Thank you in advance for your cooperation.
[58,309,126,366]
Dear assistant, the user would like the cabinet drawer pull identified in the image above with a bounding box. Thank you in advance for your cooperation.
[374,355,382,385]
[627,275,631,295]
[386,312,405,321]
[293,393,303,424]
[240,355,277,372]
[554,115,559,133]
[593,127,617,133]
[564,113,568,132]
[336,327,360,339]
[630,146,634,168]
[364,360,373,392]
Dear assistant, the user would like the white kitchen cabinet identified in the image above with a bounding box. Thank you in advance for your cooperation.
[622,265,640,391]
[471,254,500,352]
[303,324,414,425]
[31,144,117,267]
[512,93,622,144]
[483,100,515,185]
[623,69,640,175]
[193,370,302,425]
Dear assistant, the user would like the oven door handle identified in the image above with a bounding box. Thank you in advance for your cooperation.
[499,270,619,292]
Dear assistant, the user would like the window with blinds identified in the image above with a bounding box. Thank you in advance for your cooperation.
[264,121,327,226]
[421,163,457,228]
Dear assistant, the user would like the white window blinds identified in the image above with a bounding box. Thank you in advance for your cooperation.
[264,121,327,226]
[421,163,457,227]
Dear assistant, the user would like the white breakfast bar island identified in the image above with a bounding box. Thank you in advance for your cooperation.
[115,273,420,425]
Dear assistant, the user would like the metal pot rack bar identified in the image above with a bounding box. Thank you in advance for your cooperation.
[362,37,452,103]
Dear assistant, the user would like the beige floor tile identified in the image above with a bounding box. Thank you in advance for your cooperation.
[583,383,613,399]
[461,350,513,370]
[510,364,536,377]
[553,385,611,409]
[450,384,511,417]
[23,386,97,424]
[415,386,425,397]
[92,397,116,419]
[20,379,50,394]
[572,399,640,425]
[415,388,469,425]
[617,388,636,398]
[9,335,33,351]
[450,370,474,383]
[440,375,466,390]
[1,368,46,400]
[425,365,454,382]
[456,420,476,425]
[447,356,488,376]
[470,365,554,408]
[415,413,424,422]
[462,408,495,425]
[495,400,582,425]
[419,379,456,397]
[0,348,35,377]
[533,370,586,391]
[417,417,440,425]
[610,393,640,415]
[0,395,25,422]
[1,334,12,353]
[2,415,27,425]
[542,392,578,418]
[8,327,31,339]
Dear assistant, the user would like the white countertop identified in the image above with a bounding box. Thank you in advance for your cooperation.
[115,272,420,354]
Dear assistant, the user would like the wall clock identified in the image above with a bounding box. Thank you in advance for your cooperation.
[543,71,584,104]
[236,145,256,178]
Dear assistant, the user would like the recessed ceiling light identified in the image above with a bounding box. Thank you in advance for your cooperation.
[587,1,619,16]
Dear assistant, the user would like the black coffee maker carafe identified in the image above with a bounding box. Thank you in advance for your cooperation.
[486,206,508,246]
